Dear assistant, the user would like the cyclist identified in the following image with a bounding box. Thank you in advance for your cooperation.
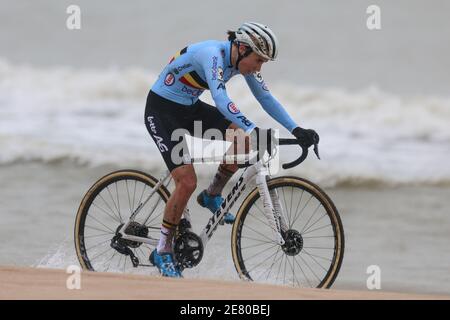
[145,22,319,277]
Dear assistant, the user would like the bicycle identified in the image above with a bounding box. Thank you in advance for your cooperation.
[74,137,345,288]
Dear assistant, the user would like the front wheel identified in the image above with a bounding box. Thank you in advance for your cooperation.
[231,176,345,288]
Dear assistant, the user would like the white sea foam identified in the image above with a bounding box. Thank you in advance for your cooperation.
[1,58,449,187]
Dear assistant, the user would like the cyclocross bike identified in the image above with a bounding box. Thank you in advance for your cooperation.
[74,137,345,288]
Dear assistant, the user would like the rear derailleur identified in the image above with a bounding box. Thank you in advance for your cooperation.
[110,222,149,268]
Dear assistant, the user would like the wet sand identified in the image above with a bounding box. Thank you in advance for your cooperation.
[1,266,448,300]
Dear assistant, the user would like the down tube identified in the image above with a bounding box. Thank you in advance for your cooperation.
[199,166,258,246]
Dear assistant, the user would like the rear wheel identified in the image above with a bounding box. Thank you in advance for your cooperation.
[74,170,170,273]
[231,176,344,288]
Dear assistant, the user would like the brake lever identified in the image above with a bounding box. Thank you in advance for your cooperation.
[313,143,321,160]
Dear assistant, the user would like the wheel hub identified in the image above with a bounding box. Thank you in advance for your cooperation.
[281,229,303,256]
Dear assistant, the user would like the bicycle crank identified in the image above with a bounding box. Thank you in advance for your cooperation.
[173,231,204,270]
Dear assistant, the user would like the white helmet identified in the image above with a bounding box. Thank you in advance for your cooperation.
[234,22,279,61]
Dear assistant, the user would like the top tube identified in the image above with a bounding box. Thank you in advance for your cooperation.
[182,150,260,165]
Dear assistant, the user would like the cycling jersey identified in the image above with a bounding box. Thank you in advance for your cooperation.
[151,40,297,133]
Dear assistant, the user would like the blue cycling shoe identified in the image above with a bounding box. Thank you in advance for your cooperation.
[197,190,235,225]
[149,249,182,278]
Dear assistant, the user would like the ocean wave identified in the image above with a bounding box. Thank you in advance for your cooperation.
[1,58,450,187]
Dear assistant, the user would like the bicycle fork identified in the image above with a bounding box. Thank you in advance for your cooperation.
[255,165,286,246]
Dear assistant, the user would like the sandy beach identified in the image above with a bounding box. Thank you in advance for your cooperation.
[1,266,449,300]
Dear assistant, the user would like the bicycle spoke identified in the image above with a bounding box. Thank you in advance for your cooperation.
[291,256,295,287]
[117,254,123,270]
[104,251,118,272]
[275,253,285,284]
[291,194,314,228]
[289,187,294,224]
[302,223,332,235]
[245,244,280,277]
[240,235,274,245]
[90,246,114,262]
[85,224,114,235]
[105,185,122,223]
[242,243,278,263]
[243,223,279,244]
[86,237,111,252]
[132,180,137,213]
[264,246,281,281]
[84,232,114,239]
[91,201,121,225]
[137,182,148,211]
[298,254,322,283]
[293,254,313,287]
[302,249,333,262]
[248,204,273,229]
[135,247,148,262]
[241,241,276,251]
[86,214,116,234]
[301,250,329,273]
[97,193,121,224]
[284,254,299,287]
[300,202,323,233]
[281,186,291,226]
[291,188,304,229]
[126,180,132,216]
[115,182,123,222]
[302,235,335,239]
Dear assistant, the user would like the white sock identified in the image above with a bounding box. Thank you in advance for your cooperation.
[157,220,176,253]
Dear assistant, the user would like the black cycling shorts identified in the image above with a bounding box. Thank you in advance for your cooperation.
[144,90,232,172]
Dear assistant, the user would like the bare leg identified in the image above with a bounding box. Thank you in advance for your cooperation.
[206,123,250,195]
[157,164,197,253]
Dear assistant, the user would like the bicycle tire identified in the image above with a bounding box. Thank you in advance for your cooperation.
[74,170,170,272]
[231,176,344,288]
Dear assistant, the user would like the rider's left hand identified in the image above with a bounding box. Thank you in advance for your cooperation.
[291,127,319,149]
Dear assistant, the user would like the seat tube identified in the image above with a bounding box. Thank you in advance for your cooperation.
[255,163,285,245]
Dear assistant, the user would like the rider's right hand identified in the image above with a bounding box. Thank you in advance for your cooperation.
[291,126,320,149]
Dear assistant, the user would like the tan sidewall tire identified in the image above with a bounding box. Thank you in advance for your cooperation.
[74,170,170,271]
[231,176,344,288]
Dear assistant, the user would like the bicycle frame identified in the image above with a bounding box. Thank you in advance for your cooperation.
[118,151,288,248]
